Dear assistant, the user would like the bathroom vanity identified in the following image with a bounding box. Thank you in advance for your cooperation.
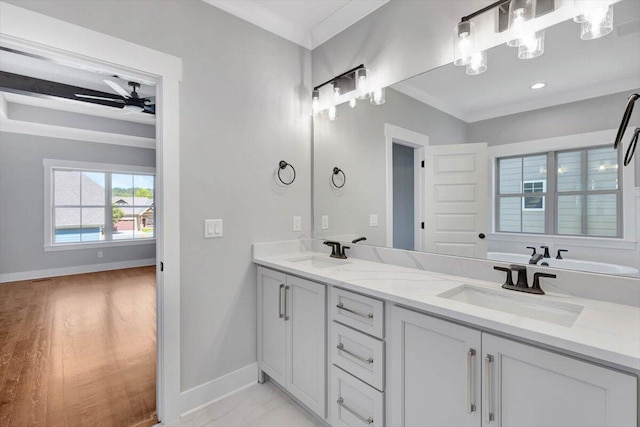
[254,243,639,427]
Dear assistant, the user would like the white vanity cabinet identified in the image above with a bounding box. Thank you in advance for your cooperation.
[257,267,326,418]
[389,305,637,427]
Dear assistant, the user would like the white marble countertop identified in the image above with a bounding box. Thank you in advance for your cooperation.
[253,250,640,373]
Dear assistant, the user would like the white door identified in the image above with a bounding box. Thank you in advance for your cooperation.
[388,306,482,427]
[257,267,287,385]
[424,143,488,258]
[286,276,326,418]
[482,333,637,427]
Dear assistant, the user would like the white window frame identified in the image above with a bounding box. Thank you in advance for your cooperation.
[44,159,156,251]
[522,180,547,211]
[488,129,637,249]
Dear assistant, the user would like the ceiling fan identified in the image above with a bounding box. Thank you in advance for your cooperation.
[76,80,155,114]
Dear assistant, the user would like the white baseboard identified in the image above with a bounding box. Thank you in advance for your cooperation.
[0,258,156,283]
[179,362,258,418]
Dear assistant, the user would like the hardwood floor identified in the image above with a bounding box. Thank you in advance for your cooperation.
[0,267,157,427]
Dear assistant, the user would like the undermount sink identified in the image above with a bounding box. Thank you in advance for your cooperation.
[438,285,584,327]
[287,255,351,269]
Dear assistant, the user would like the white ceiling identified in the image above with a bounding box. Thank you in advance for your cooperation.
[392,0,640,123]
[203,0,389,49]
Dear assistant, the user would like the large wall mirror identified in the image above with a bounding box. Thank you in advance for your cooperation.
[313,0,640,277]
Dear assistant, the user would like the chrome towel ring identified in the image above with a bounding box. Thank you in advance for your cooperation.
[332,167,346,188]
[278,160,296,185]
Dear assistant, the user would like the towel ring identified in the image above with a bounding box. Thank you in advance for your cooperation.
[614,93,639,150]
[624,128,639,166]
[278,160,296,185]
[332,167,346,188]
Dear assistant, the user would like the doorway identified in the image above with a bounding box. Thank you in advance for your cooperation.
[385,124,429,251]
[0,4,182,421]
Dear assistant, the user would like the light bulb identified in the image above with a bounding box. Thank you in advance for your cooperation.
[333,83,341,102]
[579,4,613,40]
[328,105,337,121]
[507,0,536,47]
[355,68,370,99]
[311,89,320,116]
[465,51,487,75]
[517,30,544,59]
[370,87,385,105]
[349,98,357,108]
[453,21,474,66]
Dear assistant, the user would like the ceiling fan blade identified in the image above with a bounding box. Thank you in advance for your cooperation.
[104,80,131,98]
[75,94,125,102]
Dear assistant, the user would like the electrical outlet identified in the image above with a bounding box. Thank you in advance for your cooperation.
[97,251,103,259]
[293,216,301,231]
[321,215,329,230]
[370,214,378,227]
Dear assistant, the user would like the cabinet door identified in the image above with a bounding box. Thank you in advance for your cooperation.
[257,267,287,385]
[482,333,637,427]
[388,306,482,427]
[286,275,326,418]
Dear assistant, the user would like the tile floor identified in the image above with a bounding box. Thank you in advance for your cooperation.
[170,381,325,427]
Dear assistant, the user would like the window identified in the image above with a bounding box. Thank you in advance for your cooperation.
[45,160,155,249]
[496,146,621,238]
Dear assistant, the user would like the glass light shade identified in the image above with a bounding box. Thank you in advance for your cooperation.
[328,105,337,121]
[349,98,357,108]
[311,90,320,116]
[453,21,474,66]
[507,0,536,47]
[517,30,545,59]
[355,68,370,99]
[465,51,487,75]
[370,87,385,105]
[578,4,613,40]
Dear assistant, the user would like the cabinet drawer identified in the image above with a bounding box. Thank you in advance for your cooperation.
[331,287,384,338]
[330,365,384,427]
[331,322,385,391]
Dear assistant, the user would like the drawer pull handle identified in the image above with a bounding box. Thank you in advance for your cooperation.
[337,343,374,364]
[278,284,284,319]
[336,303,373,319]
[337,398,373,424]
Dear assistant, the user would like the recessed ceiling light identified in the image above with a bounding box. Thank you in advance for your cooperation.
[530,82,546,90]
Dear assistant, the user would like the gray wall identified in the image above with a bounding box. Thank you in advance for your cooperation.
[0,132,156,273]
[314,87,468,246]
[5,0,312,392]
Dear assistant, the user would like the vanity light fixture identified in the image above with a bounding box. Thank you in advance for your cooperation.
[530,82,546,89]
[311,64,386,119]
[518,30,545,59]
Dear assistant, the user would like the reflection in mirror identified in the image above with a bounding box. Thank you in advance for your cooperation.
[313,0,640,277]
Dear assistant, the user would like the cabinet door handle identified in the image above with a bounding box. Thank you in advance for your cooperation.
[337,343,374,364]
[336,303,373,319]
[485,354,495,423]
[467,348,476,414]
[284,285,290,321]
[337,398,373,424]
[278,284,284,318]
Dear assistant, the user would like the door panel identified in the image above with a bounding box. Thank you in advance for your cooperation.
[482,333,637,427]
[257,267,287,385]
[388,306,482,427]
[287,276,326,418]
[424,143,488,258]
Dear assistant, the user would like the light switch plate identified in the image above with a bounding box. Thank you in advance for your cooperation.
[293,216,301,231]
[370,214,378,227]
[321,215,329,230]
[204,219,223,238]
